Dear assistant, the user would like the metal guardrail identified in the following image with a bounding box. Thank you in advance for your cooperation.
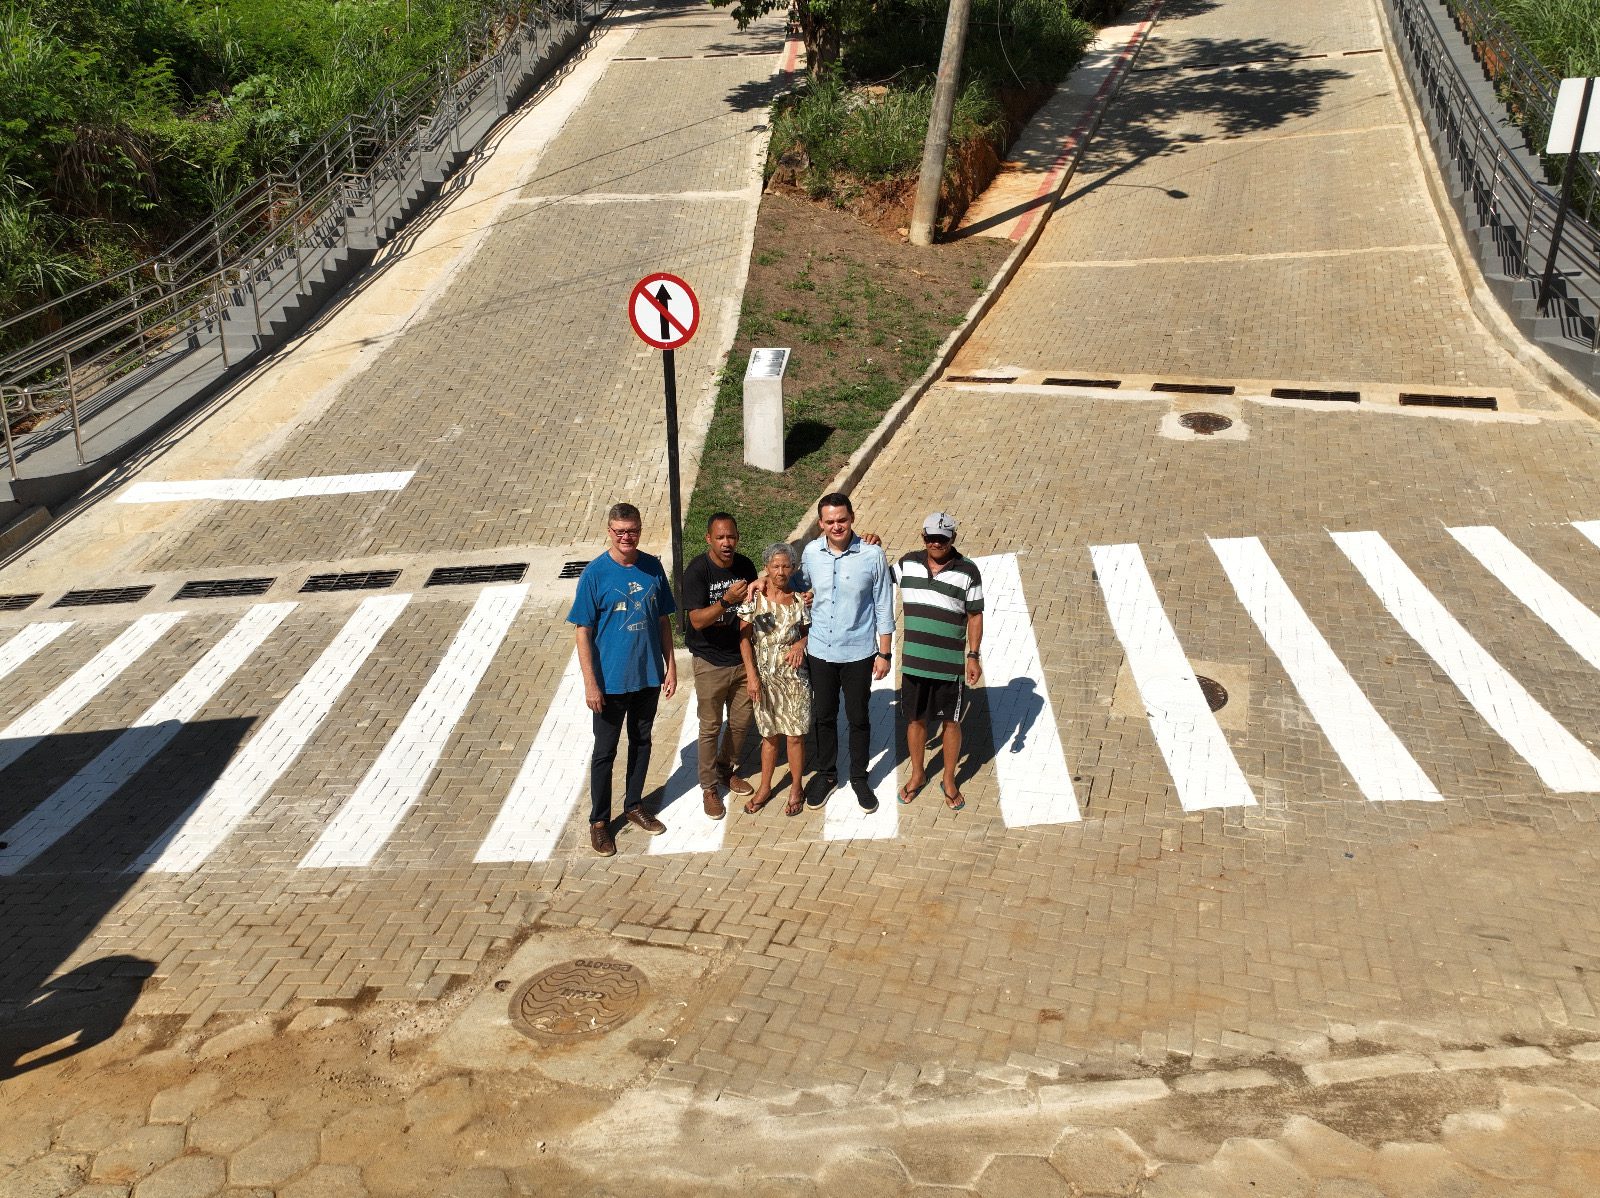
[1442,0,1600,222]
[0,0,602,483]
[1388,0,1600,357]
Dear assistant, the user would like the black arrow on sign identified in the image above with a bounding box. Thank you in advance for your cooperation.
[654,284,673,342]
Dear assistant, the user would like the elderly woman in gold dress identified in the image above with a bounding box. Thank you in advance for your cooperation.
[737,543,811,817]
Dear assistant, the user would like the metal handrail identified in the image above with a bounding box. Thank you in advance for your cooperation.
[1,0,603,479]
[1442,0,1600,223]
[1388,0,1600,359]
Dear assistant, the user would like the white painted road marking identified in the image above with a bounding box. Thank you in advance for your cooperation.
[0,612,186,777]
[823,658,899,840]
[972,553,1081,827]
[0,603,295,874]
[1451,525,1600,674]
[1210,536,1444,804]
[0,622,73,684]
[649,698,726,855]
[117,471,415,504]
[140,594,411,872]
[302,584,528,868]
[475,649,589,863]
[1332,530,1600,792]
[1091,542,1256,811]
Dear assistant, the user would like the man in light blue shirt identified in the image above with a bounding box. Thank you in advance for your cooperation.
[797,491,894,812]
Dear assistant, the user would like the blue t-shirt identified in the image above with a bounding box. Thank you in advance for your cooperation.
[567,551,677,694]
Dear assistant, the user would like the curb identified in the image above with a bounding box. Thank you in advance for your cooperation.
[782,0,1164,545]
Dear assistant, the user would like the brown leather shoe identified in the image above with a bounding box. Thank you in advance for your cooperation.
[719,767,754,796]
[590,820,616,857]
[625,807,666,835]
[702,787,726,820]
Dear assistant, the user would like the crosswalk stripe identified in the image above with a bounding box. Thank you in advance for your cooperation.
[301,583,529,868]
[476,649,588,863]
[1569,519,1600,556]
[649,699,726,855]
[1331,530,1600,793]
[972,553,1082,826]
[0,612,186,777]
[1210,537,1444,804]
[139,594,411,873]
[0,603,296,874]
[1450,525,1600,674]
[1091,543,1255,811]
[0,622,74,684]
[822,662,899,839]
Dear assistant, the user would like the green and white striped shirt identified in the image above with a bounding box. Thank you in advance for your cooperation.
[895,551,984,681]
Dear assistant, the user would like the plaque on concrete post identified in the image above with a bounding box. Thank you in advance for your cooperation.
[743,347,789,472]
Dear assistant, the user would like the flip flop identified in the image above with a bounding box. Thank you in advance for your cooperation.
[940,783,965,812]
[783,791,805,817]
[898,779,924,805]
[743,789,773,815]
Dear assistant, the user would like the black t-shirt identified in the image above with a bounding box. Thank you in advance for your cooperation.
[682,551,758,666]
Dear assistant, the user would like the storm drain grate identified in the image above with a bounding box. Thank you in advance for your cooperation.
[1398,392,1498,410]
[559,560,587,580]
[946,375,1017,384]
[426,563,529,587]
[1271,387,1361,403]
[1196,675,1230,711]
[54,585,153,608]
[1043,377,1122,389]
[0,593,41,612]
[1154,381,1236,395]
[300,570,402,593]
[174,577,275,601]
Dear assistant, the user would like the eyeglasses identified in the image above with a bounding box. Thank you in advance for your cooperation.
[923,535,951,545]
[609,527,641,539]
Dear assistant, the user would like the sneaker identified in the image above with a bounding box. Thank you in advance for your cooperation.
[702,787,726,820]
[804,774,835,809]
[718,766,753,796]
[590,820,616,856]
[625,807,666,835]
[852,780,879,813]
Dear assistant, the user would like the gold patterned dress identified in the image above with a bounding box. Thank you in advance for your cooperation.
[737,591,812,738]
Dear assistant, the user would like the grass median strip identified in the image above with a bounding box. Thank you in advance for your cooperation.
[687,193,1007,552]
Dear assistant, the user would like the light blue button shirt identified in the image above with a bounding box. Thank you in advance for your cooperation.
[796,534,895,663]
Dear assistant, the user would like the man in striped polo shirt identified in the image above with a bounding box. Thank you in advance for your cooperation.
[897,512,984,811]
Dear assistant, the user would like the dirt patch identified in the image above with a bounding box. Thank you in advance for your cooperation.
[686,192,1009,552]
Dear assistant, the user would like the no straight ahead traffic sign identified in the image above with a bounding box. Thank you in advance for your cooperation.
[628,273,700,350]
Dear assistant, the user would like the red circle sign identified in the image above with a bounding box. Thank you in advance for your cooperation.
[628,273,700,350]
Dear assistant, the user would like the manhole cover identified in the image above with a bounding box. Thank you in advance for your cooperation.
[1196,675,1229,711]
[1178,411,1233,435]
[509,959,647,1041]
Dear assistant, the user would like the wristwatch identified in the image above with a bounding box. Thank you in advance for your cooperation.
[875,651,892,662]
[966,651,980,659]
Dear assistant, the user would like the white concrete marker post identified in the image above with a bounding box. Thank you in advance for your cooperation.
[742,347,789,472]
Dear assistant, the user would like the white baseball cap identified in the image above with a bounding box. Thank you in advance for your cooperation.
[922,512,957,538]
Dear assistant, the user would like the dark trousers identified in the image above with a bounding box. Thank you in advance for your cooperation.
[590,687,660,824]
[808,654,874,784]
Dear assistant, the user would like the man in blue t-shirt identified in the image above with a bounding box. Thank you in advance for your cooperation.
[568,502,678,856]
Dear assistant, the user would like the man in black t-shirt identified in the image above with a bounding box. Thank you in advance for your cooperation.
[682,512,760,819]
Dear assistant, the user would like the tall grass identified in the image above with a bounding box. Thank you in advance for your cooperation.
[1488,0,1600,77]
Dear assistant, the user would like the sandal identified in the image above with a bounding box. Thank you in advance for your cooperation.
[783,789,805,817]
[898,778,924,805]
[744,788,772,815]
[940,782,965,812]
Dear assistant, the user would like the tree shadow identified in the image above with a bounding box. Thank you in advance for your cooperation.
[0,717,256,1076]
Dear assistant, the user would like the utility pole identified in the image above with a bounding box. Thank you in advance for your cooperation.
[908,0,974,246]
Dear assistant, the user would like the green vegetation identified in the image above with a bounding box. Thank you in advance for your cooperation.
[0,0,505,325]
[1485,0,1600,77]
[753,0,1097,204]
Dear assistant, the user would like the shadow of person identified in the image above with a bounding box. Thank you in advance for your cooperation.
[0,955,155,1080]
[959,676,1046,785]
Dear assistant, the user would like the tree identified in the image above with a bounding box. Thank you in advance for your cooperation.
[707,0,869,78]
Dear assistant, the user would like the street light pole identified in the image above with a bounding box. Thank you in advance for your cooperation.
[908,0,974,246]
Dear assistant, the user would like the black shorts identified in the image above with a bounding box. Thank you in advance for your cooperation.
[902,673,968,724]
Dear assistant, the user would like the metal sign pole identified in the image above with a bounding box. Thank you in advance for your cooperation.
[1538,76,1595,315]
[661,346,685,631]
